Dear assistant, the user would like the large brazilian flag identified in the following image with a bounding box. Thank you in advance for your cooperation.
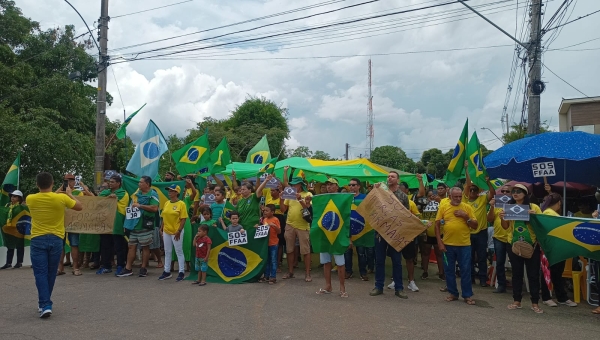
[310,193,353,255]
[350,194,374,247]
[203,227,268,284]
[529,214,600,265]
[0,204,31,248]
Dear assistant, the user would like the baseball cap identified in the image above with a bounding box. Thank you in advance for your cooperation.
[10,190,23,197]
[167,184,181,194]
[326,178,339,185]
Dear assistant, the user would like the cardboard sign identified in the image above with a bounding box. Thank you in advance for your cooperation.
[204,193,216,205]
[281,186,297,200]
[503,204,530,221]
[125,206,140,220]
[228,231,248,246]
[356,187,428,252]
[265,177,280,189]
[494,194,512,208]
[254,225,270,238]
[532,161,555,177]
[64,196,117,234]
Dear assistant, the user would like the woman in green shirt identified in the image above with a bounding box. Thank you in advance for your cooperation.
[236,175,270,228]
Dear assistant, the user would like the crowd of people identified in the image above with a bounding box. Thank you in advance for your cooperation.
[2,162,600,318]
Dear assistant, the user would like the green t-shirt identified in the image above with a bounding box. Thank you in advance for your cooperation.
[236,193,261,228]
[99,188,130,235]
[132,191,159,231]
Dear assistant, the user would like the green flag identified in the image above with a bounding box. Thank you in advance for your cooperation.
[310,193,353,254]
[0,204,31,249]
[467,131,489,189]
[193,227,268,283]
[444,119,468,186]
[246,134,271,164]
[258,157,278,175]
[172,133,211,175]
[209,137,232,175]
[116,103,146,139]
[1,153,20,207]
[529,214,600,265]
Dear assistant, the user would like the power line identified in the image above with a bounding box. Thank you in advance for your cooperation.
[110,67,126,110]
[548,36,600,50]
[63,0,100,51]
[542,63,588,97]
[111,0,194,19]
[544,8,600,31]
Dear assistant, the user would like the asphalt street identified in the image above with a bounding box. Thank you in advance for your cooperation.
[0,254,598,340]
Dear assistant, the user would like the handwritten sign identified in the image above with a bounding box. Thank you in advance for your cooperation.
[503,204,530,221]
[255,225,270,238]
[265,177,280,189]
[532,161,555,177]
[494,194,511,208]
[65,196,117,234]
[281,186,297,200]
[356,187,427,252]
[228,231,248,246]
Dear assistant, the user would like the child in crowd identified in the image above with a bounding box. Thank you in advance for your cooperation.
[257,204,281,284]
[200,207,217,228]
[193,225,212,286]
[210,190,226,220]
[219,211,245,233]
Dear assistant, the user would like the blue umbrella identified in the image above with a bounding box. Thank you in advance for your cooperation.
[484,131,600,213]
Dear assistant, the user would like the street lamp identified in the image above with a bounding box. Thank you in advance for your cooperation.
[480,127,505,145]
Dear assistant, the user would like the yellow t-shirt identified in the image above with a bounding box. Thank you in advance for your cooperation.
[491,208,509,243]
[574,211,593,218]
[422,200,440,237]
[543,208,560,217]
[185,188,200,202]
[462,193,489,234]
[440,197,450,207]
[263,189,283,215]
[435,202,476,246]
[162,200,189,235]
[27,192,76,239]
[284,191,313,231]
[409,200,420,216]
[506,203,542,244]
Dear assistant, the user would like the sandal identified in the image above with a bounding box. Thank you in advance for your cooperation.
[72,269,82,276]
[464,298,475,305]
[269,278,276,285]
[276,267,282,273]
[316,288,332,295]
[305,275,312,282]
[258,277,268,283]
[340,291,349,298]
[282,272,294,279]
[360,275,369,281]
[445,295,459,302]
[531,306,544,314]
[507,303,522,310]
[192,281,200,285]
[198,282,207,286]
[439,286,448,292]
[57,271,66,276]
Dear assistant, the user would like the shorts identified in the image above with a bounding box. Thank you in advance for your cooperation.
[284,225,310,255]
[67,233,80,247]
[320,253,345,266]
[401,238,417,260]
[128,229,153,247]
[150,227,161,250]
[425,236,439,245]
[195,258,208,272]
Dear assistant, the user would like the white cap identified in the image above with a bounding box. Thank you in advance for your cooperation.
[10,190,23,197]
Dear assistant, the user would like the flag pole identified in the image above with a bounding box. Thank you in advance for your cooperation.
[124,108,128,164]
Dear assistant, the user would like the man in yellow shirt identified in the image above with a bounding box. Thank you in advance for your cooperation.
[463,162,495,287]
[27,172,82,318]
[435,187,478,305]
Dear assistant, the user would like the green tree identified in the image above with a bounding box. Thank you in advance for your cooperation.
[289,146,313,158]
[159,134,183,177]
[502,123,550,144]
[369,145,416,171]
[313,150,335,161]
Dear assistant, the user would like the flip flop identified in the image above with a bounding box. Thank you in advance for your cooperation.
[340,291,349,298]
[316,288,332,295]
[282,273,294,279]
[56,271,66,276]
[507,303,522,310]
[445,295,459,302]
[305,275,312,282]
[531,306,544,314]
[198,282,207,286]
[464,298,475,305]
[191,281,200,285]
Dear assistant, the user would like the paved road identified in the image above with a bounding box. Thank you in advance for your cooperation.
[0,256,598,340]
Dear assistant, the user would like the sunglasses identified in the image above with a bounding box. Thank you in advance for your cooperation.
[511,189,525,194]
[348,184,358,187]
[500,190,510,194]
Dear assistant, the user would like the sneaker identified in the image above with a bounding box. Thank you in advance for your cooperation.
[395,290,408,299]
[158,271,172,280]
[543,300,558,307]
[559,300,577,307]
[408,280,419,292]
[96,267,112,275]
[139,268,148,277]
[369,288,383,296]
[345,272,353,279]
[13,263,22,269]
[114,266,124,276]
[0,264,12,269]
[116,268,133,277]
[40,309,52,318]
[387,281,395,289]
[421,272,428,280]
[176,272,185,282]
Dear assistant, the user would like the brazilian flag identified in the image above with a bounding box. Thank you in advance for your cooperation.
[258,157,278,175]
[529,214,600,265]
[0,204,31,249]
[444,119,468,186]
[209,137,232,175]
[204,227,268,283]
[172,133,210,175]
[221,200,236,224]
[467,131,489,189]
[310,193,353,254]
[0,153,20,207]
[246,134,271,164]
[350,194,374,247]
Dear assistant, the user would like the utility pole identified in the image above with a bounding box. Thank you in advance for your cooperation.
[95,0,109,189]
[527,0,543,135]
[345,143,349,160]
[366,59,374,159]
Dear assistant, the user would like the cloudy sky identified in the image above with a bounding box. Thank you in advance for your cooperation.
[17,0,600,160]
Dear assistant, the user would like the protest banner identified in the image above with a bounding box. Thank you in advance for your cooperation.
[254,225,270,238]
[265,177,280,189]
[503,204,530,221]
[532,161,556,177]
[494,194,511,208]
[356,187,427,252]
[204,193,216,205]
[228,231,248,246]
[65,196,117,234]
[281,186,297,200]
